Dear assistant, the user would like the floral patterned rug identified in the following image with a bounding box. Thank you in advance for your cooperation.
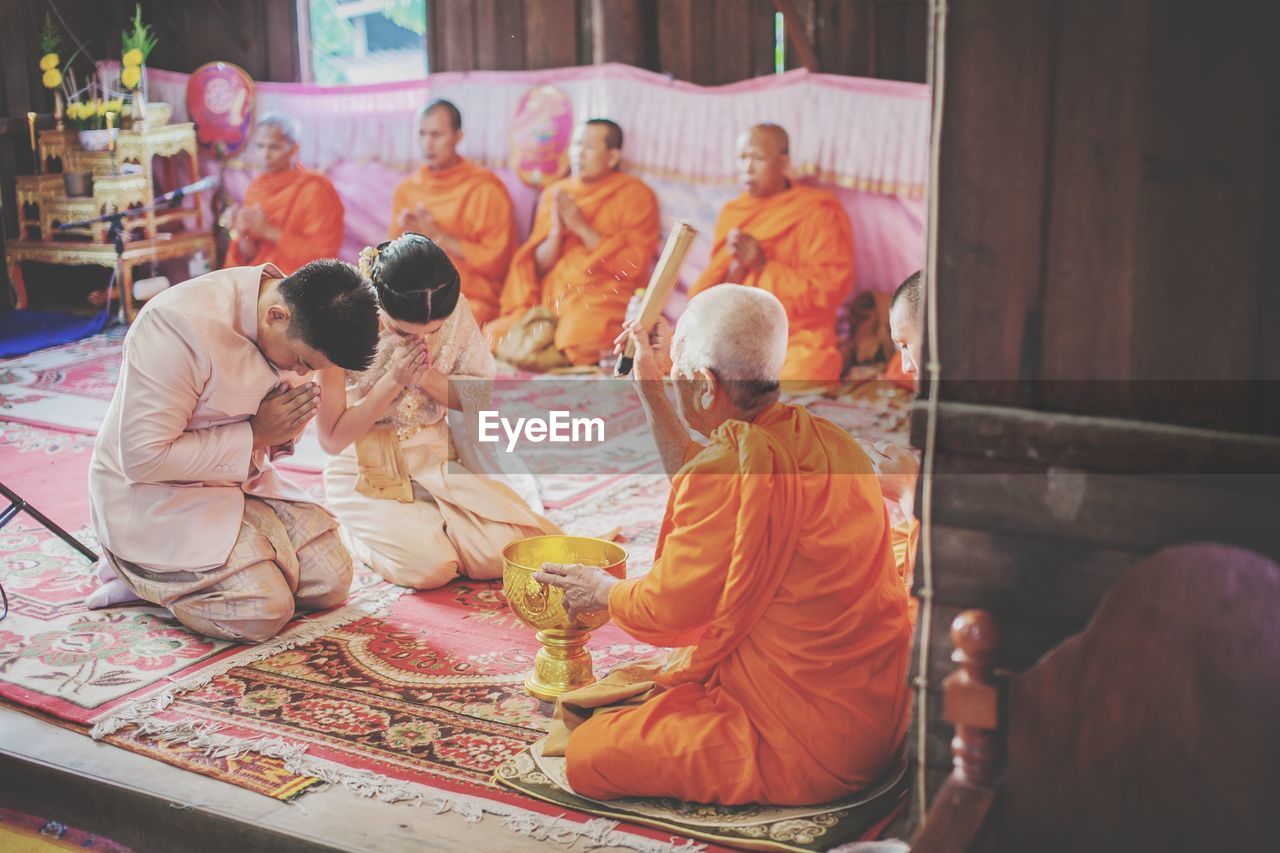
[0,333,912,850]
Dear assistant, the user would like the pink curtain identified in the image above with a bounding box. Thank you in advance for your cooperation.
[122,62,927,298]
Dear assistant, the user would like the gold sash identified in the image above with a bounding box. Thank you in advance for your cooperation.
[354,427,415,503]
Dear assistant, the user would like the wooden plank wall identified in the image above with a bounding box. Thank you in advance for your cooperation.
[2,0,926,307]
[429,0,929,84]
[918,0,1280,826]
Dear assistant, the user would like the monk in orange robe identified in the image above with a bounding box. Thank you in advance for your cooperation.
[224,113,344,274]
[536,285,912,805]
[689,124,855,383]
[486,119,659,366]
[865,271,925,613]
[389,100,515,325]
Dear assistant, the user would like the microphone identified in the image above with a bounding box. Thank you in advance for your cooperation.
[157,175,218,206]
[55,175,220,231]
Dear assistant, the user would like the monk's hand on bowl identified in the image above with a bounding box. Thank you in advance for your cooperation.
[533,562,617,621]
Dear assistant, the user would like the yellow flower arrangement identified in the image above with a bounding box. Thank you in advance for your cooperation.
[119,4,157,91]
[38,14,65,91]
[65,98,125,129]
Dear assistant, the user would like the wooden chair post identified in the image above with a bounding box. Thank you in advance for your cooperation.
[945,609,1000,787]
[912,609,1002,852]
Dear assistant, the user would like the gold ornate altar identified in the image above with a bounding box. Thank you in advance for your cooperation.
[6,118,214,322]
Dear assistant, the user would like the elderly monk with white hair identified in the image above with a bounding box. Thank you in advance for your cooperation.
[224,112,345,274]
[534,285,912,805]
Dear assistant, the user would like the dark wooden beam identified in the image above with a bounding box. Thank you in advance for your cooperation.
[590,0,648,68]
[912,401,1280,476]
[526,0,579,69]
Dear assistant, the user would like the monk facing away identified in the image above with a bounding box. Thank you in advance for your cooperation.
[389,100,516,326]
[224,113,345,274]
[689,124,855,383]
[535,285,912,805]
[87,260,380,643]
[486,119,659,367]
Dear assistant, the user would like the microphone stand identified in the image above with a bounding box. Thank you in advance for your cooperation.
[0,481,98,563]
[57,176,218,324]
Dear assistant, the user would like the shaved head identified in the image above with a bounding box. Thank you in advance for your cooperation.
[423,99,462,130]
[748,123,790,155]
[737,124,791,198]
[890,271,924,378]
[257,112,301,145]
[254,113,301,173]
[891,271,921,315]
[418,99,464,170]
[672,285,788,414]
[586,118,623,150]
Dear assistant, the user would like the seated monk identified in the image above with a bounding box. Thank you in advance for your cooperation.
[86,260,380,643]
[534,285,912,805]
[863,271,924,603]
[486,119,659,367]
[224,113,345,274]
[689,124,855,383]
[389,100,516,326]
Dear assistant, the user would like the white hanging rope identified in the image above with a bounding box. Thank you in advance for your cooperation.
[912,0,948,829]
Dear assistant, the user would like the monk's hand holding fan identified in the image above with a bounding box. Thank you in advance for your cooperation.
[614,317,673,383]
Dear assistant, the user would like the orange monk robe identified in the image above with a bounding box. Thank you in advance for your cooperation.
[561,403,913,805]
[389,159,515,325]
[690,185,855,383]
[225,166,344,274]
[488,171,659,365]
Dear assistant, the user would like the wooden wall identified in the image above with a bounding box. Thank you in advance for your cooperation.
[917,0,1280,827]
[428,0,928,84]
[0,0,926,308]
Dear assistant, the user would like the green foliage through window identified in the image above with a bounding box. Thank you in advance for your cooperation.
[308,0,427,86]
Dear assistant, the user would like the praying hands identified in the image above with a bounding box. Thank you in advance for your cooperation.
[387,339,431,388]
[399,205,463,258]
[726,229,765,280]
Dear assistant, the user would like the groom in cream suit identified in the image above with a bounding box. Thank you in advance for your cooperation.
[88,260,380,643]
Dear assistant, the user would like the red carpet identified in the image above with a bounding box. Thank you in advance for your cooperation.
[1,333,912,850]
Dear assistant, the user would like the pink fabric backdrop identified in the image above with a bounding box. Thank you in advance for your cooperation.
[125,62,927,304]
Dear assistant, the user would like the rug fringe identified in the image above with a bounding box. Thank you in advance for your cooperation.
[93,712,705,853]
[88,583,408,739]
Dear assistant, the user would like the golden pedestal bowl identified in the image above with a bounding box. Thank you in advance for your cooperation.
[502,535,627,703]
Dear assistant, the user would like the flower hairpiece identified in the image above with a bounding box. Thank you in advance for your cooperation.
[358,244,382,279]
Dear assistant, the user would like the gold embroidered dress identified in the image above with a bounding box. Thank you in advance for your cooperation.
[323,295,559,590]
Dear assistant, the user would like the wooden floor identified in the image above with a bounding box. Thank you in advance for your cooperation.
[0,706,632,853]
